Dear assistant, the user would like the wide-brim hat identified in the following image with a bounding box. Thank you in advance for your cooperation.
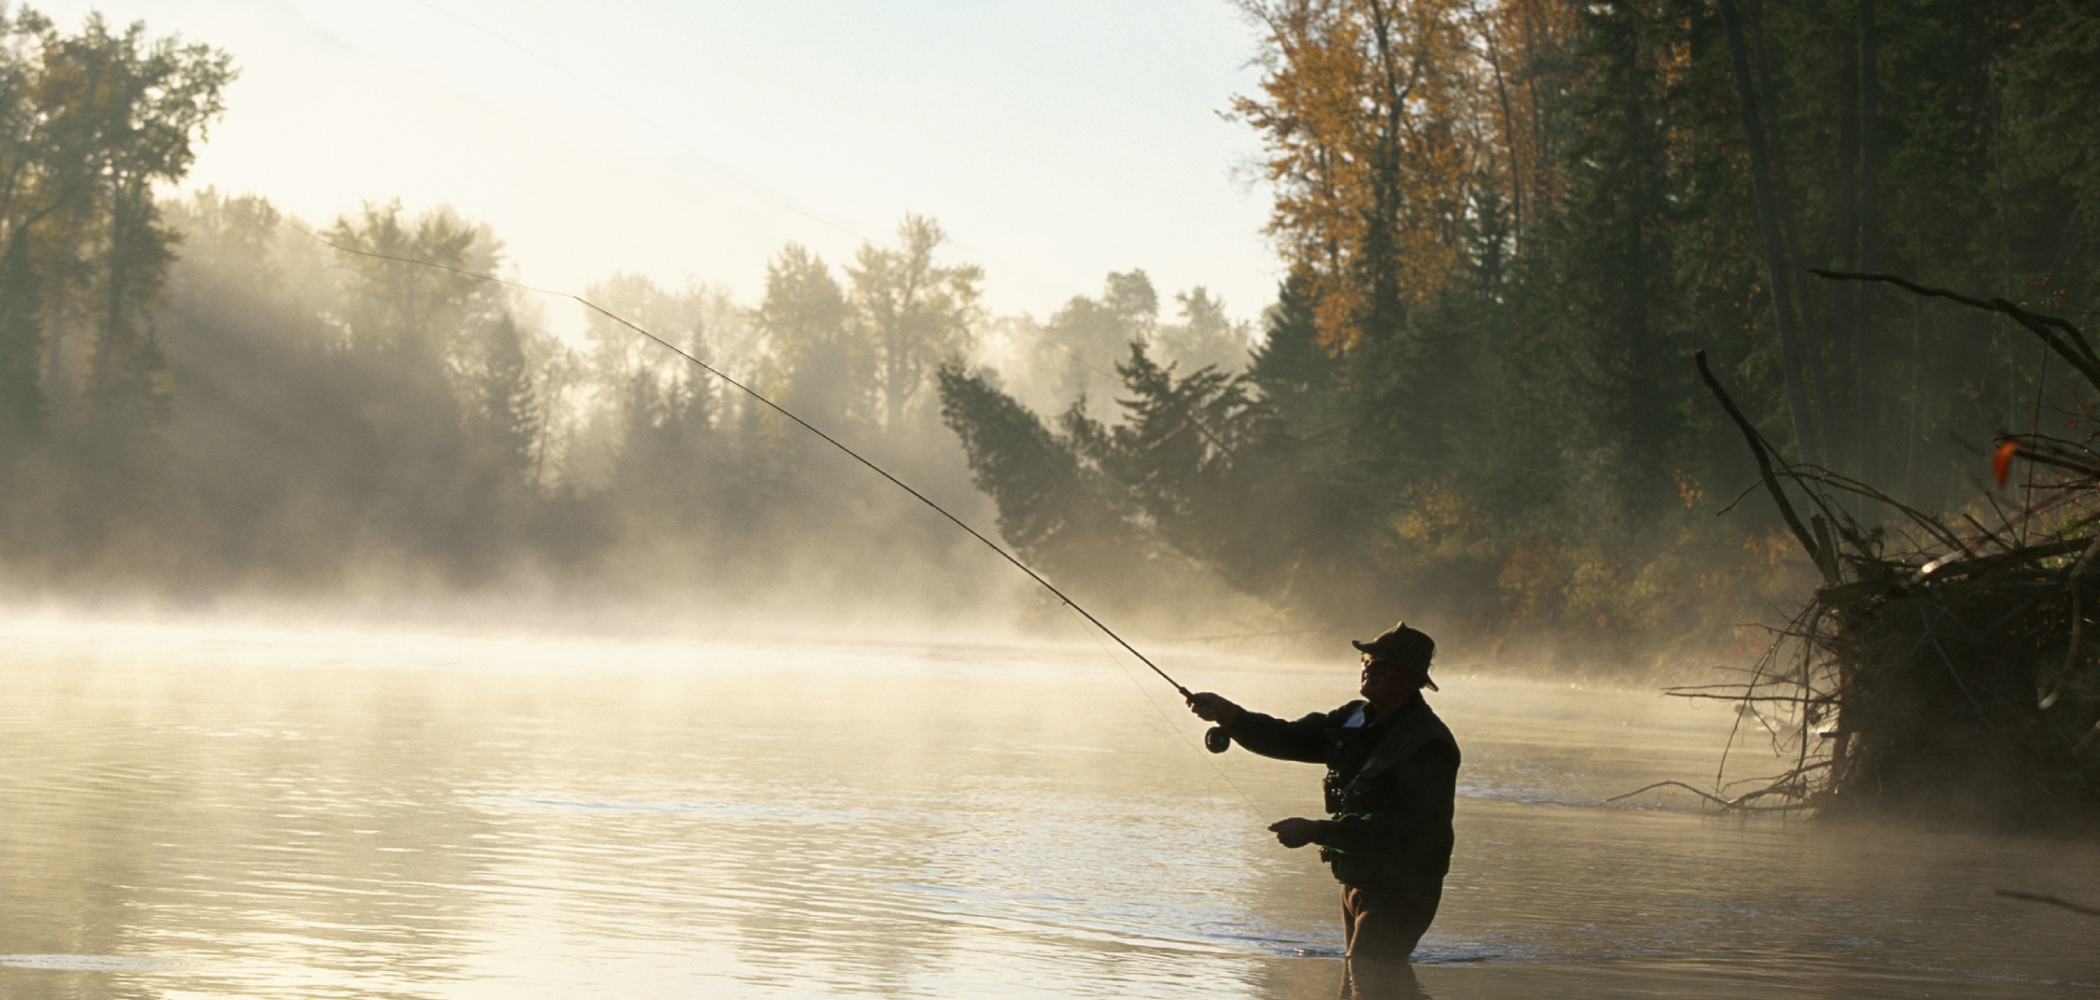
[1352,621,1438,691]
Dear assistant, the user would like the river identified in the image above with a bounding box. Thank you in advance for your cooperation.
[2,612,2095,998]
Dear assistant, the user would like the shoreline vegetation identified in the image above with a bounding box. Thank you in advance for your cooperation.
[2,0,2099,741]
[1667,276,2100,823]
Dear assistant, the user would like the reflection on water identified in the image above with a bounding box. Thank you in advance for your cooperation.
[1,614,2096,999]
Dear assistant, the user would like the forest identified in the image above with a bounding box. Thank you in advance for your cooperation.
[937,0,2100,668]
[1,2,2097,671]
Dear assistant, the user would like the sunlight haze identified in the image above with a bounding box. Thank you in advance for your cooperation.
[35,0,1276,337]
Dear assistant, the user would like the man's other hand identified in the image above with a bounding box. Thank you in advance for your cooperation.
[1268,817,1321,848]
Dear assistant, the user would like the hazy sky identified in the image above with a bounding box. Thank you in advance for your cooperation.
[35,0,1279,339]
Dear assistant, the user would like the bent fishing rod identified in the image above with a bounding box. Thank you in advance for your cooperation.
[305,232,1197,700]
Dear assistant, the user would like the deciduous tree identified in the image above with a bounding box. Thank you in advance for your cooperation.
[848,215,981,431]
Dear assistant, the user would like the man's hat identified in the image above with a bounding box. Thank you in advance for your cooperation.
[1352,621,1438,691]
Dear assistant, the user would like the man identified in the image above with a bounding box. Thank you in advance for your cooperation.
[1185,621,1460,962]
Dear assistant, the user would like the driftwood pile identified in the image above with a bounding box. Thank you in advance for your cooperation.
[1669,273,2100,824]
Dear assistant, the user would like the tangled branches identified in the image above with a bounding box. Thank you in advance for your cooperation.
[1675,276,2100,823]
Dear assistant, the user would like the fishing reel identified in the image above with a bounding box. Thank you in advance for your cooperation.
[1204,725,1232,753]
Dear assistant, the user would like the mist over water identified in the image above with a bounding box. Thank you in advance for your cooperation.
[5,4,2100,997]
[3,614,2093,999]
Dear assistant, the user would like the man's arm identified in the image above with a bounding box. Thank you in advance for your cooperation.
[1231,709,1337,763]
[1184,693,1332,763]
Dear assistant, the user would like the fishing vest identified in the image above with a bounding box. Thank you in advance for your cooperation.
[1318,698,1459,887]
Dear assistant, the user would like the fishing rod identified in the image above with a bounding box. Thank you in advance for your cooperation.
[302,230,1198,701]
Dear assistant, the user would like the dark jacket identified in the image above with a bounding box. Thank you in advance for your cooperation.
[1227,695,1460,888]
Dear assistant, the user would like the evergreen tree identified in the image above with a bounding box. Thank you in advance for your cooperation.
[1247,273,1335,438]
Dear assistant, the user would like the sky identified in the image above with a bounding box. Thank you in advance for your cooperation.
[34,0,1281,340]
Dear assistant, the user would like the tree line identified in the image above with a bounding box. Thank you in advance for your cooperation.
[0,8,1264,625]
[8,3,2095,667]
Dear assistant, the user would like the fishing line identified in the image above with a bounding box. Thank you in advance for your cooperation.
[297,227,1202,704]
[1062,604,1271,817]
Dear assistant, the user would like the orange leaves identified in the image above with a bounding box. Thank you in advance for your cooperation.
[1993,441,2020,489]
[1231,0,1518,350]
[1673,468,1704,509]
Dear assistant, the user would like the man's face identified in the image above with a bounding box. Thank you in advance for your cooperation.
[1359,652,1416,704]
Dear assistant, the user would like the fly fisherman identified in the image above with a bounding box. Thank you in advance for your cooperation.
[1185,622,1460,965]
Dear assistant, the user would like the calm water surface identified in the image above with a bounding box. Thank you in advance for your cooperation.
[2,614,2096,998]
